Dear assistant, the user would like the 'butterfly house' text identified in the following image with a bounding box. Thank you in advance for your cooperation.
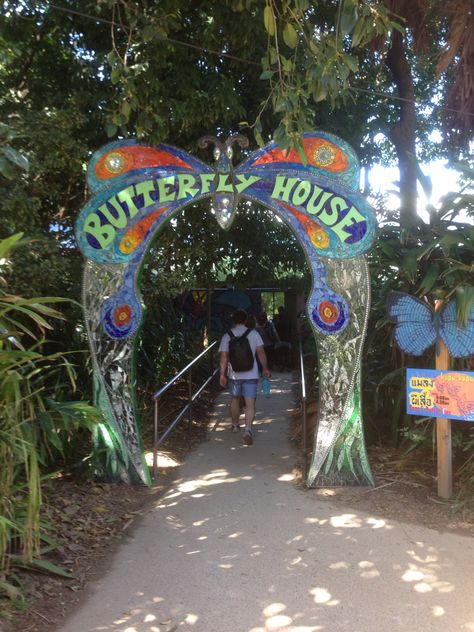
[83,173,367,250]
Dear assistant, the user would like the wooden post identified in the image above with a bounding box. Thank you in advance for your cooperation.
[435,301,452,499]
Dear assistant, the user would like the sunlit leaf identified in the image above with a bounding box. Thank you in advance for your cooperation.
[283,22,298,49]
[1,145,29,172]
[263,5,275,36]
[340,0,358,34]
[418,264,439,296]
[455,286,474,328]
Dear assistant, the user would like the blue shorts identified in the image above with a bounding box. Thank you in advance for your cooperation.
[229,379,258,398]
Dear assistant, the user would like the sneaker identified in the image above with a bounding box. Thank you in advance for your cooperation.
[243,428,253,445]
[231,424,240,433]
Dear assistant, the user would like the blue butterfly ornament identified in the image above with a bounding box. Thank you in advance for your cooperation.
[387,291,474,358]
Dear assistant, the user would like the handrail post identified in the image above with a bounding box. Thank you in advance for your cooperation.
[302,394,307,479]
[153,397,159,481]
[209,343,214,373]
[299,338,308,483]
[151,340,219,479]
[188,366,193,429]
[207,286,213,374]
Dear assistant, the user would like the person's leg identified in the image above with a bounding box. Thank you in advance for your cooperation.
[228,380,242,431]
[244,396,256,428]
[241,397,255,445]
[230,396,241,427]
[241,380,258,445]
[242,397,256,444]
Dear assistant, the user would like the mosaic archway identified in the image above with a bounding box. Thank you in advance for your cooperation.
[76,132,376,486]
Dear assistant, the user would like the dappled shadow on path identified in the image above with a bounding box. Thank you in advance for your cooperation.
[61,375,474,632]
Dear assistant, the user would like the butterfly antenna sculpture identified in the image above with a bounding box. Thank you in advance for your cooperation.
[198,134,249,230]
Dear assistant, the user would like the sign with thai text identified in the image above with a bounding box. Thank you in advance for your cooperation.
[406,368,474,421]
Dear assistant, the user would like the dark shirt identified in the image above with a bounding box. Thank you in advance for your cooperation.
[274,311,291,342]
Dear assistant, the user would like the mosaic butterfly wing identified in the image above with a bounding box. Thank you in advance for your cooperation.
[387,292,437,356]
[235,132,376,261]
[77,140,215,340]
[78,139,215,266]
[387,291,474,358]
[439,298,474,358]
[234,132,376,336]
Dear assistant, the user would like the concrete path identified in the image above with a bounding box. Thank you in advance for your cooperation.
[60,374,474,632]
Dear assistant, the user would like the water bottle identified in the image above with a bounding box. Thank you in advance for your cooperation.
[262,377,271,398]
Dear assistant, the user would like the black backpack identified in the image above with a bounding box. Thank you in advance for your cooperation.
[228,328,254,372]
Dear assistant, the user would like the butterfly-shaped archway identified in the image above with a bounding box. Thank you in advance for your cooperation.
[76,132,376,487]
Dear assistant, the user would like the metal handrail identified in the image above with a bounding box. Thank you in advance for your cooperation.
[299,338,308,480]
[152,340,219,479]
[153,340,218,399]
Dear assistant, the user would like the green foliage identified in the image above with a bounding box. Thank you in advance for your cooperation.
[0,0,472,510]
[95,0,406,153]
[364,166,474,459]
[139,200,307,311]
[9,556,74,579]
[0,235,100,597]
[0,122,29,180]
[258,0,399,151]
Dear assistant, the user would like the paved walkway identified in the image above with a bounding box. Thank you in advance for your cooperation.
[60,373,474,632]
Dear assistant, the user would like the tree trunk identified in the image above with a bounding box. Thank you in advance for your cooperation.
[386,28,418,228]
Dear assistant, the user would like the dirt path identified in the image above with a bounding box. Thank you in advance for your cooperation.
[58,373,474,632]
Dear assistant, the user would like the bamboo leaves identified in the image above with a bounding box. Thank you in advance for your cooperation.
[0,234,100,595]
[374,166,474,326]
[455,286,474,328]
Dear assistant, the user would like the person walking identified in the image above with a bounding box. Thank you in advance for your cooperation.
[219,309,271,445]
[273,305,292,370]
[256,311,279,371]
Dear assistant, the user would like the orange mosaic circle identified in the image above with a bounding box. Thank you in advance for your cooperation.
[119,235,140,254]
[308,225,330,249]
[319,300,338,324]
[118,209,166,254]
[312,143,336,167]
[113,304,132,327]
[96,150,134,179]
[306,138,348,172]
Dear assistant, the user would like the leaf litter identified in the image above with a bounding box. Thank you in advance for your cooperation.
[1,388,215,632]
